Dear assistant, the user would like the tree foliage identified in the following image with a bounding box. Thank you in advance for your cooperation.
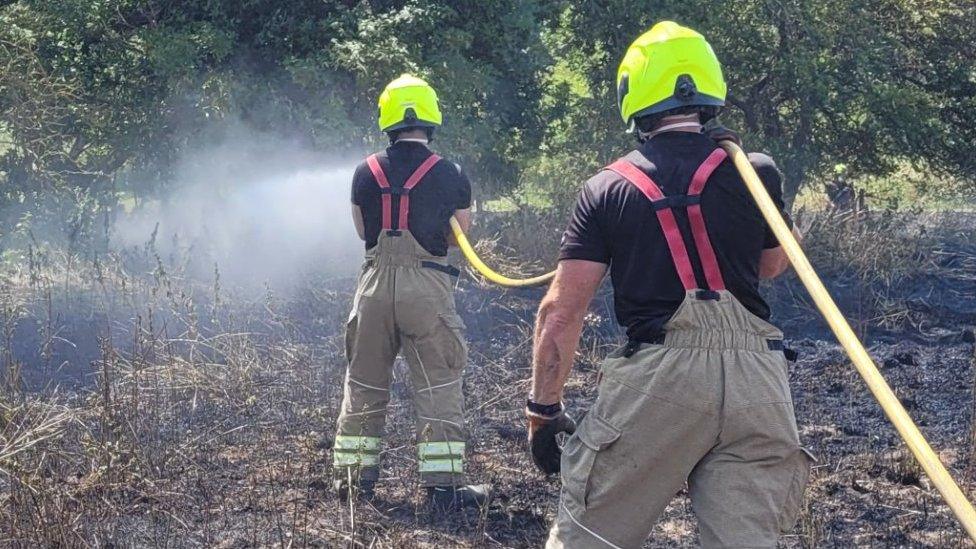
[534,0,976,201]
[0,0,973,248]
[0,0,552,247]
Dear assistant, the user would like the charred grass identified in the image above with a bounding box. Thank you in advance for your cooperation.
[2,210,976,547]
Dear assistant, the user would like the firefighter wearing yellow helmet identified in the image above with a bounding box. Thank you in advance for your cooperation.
[376,74,443,134]
[616,21,727,128]
[332,74,490,512]
[526,22,811,547]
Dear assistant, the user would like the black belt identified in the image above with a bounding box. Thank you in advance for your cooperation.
[421,261,461,277]
[615,336,797,361]
[613,336,665,358]
[766,339,799,362]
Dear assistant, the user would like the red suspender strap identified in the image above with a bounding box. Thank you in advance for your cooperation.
[606,159,698,291]
[365,154,393,230]
[398,154,441,231]
[687,148,728,195]
[686,148,728,291]
[365,153,442,232]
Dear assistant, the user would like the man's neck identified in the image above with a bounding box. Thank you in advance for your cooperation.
[647,114,702,138]
[393,129,430,144]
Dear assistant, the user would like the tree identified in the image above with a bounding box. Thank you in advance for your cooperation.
[1,0,973,250]
[532,0,976,203]
[0,0,554,247]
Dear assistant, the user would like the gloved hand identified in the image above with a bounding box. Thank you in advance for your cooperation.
[527,409,577,475]
[702,118,742,146]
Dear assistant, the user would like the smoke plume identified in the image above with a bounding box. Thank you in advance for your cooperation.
[113,123,365,287]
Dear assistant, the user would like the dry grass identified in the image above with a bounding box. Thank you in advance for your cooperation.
[1,209,975,547]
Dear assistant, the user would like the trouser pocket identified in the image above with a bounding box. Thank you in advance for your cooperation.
[345,263,375,361]
[345,312,358,362]
[437,313,467,371]
[561,413,622,513]
[779,447,817,532]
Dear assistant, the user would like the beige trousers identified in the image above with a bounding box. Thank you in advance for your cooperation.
[547,290,814,548]
[334,232,469,487]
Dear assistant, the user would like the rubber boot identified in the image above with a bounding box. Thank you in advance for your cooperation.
[426,484,492,512]
[334,467,378,503]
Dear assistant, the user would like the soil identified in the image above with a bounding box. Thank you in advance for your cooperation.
[2,218,976,548]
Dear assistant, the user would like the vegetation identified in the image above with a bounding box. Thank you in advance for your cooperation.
[1,210,975,546]
[1,0,974,249]
[2,1,976,546]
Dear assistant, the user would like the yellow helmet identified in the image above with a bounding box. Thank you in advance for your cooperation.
[377,74,442,132]
[616,21,726,126]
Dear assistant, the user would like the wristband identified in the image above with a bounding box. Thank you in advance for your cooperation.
[526,399,564,419]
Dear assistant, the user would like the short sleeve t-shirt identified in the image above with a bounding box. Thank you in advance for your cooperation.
[352,141,472,257]
[559,132,792,342]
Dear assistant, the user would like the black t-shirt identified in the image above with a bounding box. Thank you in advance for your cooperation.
[352,141,472,256]
[560,132,792,342]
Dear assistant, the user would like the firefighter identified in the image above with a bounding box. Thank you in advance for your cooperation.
[334,74,490,511]
[526,22,814,547]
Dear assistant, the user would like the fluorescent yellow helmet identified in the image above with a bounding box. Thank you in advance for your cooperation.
[377,74,442,132]
[616,21,726,126]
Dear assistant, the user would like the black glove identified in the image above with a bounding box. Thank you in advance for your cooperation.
[528,412,577,475]
[702,118,742,146]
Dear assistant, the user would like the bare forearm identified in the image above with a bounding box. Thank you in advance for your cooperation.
[759,226,802,279]
[448,208,472,247]
[531,301,585,404]
[351,204,366,241]
[528,260,607,405]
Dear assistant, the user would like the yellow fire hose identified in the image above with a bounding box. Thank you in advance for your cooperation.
[452,144,976,538]
[449,216,556,287]
[719,140,976,540]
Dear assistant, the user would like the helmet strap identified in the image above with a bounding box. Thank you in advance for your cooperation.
[637,120,703,143]
[387,127,435,145]
[648,121,702,137]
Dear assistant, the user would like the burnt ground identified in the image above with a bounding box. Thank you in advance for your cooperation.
[1,213,976,547]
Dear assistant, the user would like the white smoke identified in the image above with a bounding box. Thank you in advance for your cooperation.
[113,123,366,286]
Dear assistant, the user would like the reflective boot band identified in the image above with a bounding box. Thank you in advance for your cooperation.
[418,441,465,474]
[333,435,382,467]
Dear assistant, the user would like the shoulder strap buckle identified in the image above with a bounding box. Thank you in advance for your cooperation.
[379,187,408,196]
[651,195,700,211]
